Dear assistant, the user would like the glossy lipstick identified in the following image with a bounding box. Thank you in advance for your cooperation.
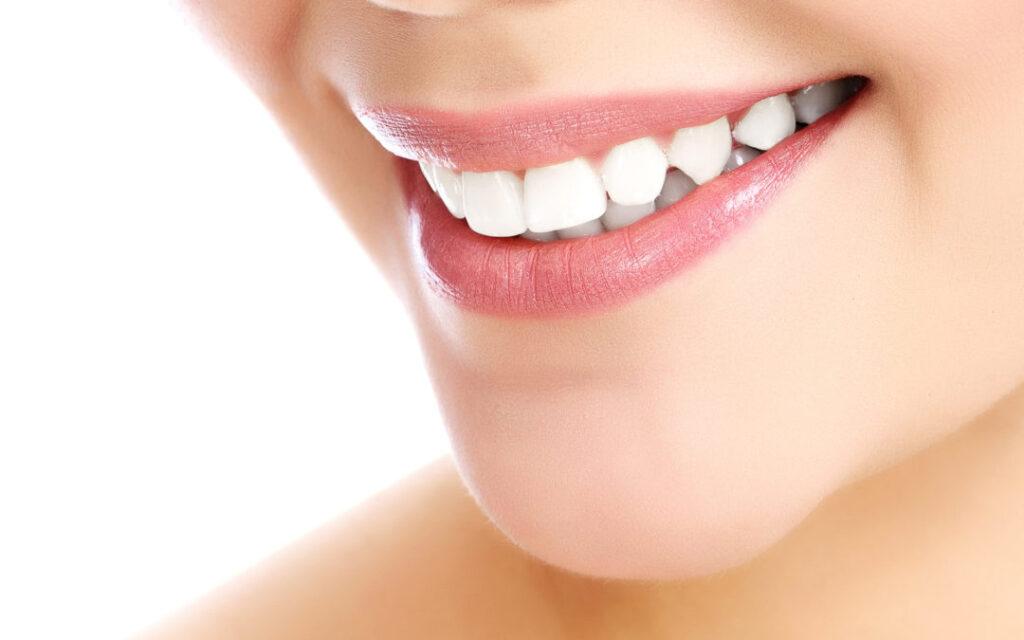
[388,86,866,316]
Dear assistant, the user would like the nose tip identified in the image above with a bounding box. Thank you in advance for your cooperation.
[366,0,481,17]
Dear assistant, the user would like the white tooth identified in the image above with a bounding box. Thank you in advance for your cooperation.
[556,218,605,239]
[521,230,559,242]
[654,169,697,209]
[524,158,607,233]
[419,161,439,192]
[732,94,796,151]
[600,137,668,205]
[667,117,732,185]
[790,81,846,124]
[601,201,656,231]
[461,171,528,237]
[433,166,465,219]
[723,146,762,172]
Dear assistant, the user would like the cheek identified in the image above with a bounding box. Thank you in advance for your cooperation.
[179,0,304,92]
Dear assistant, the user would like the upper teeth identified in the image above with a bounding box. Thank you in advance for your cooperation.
[463,170,527,237]
[523,158,608,233]
[432,165,466,219]
[732,95,797,151]
[667,116,732,185]
[600,136,669,205]
[418,78,860,239]
[791,81,848,125]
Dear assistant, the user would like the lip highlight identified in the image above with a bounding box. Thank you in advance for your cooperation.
[398,86,865,316]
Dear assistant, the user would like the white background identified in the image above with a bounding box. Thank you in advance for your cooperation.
[0,3,449,638]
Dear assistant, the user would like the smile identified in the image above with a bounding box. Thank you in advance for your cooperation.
[357,76,868,315]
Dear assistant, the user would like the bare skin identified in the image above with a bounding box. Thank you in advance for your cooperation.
[144,383,1024,638]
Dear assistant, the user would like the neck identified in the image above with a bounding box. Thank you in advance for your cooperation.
[544,384,1024,637]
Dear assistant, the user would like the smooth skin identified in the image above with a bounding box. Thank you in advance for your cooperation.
[152,0,1024,636]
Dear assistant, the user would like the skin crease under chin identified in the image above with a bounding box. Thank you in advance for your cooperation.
[181,0,1024,592]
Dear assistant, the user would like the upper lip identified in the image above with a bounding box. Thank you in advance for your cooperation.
[354,77,845,172]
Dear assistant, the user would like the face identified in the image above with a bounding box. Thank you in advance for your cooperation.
[183,0,1024,579]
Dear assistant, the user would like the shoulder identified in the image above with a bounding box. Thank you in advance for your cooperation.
[139,457,562,639]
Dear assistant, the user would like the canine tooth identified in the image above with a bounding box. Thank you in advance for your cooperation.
[524,158,607,233]
[723,146,762,172]
[462,171,528,237]
[602,201,656,231]
[433,166,466,219]
[732,95,796,151]
[654,170,697,209]
[600,137,668,205]
[667,117,732,185]
[791,81,846,124]
[521,230,559,242]
[557,218,605,239]
[419,161,439,192]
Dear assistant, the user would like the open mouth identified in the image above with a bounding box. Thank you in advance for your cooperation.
[357,76,868,315]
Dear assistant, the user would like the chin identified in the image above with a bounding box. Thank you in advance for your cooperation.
[442,381,849,581]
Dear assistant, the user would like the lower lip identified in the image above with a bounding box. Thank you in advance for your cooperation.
[403,94,862,317]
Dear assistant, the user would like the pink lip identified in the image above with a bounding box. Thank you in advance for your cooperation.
[357,82,841,172]
[398,88,865,316]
